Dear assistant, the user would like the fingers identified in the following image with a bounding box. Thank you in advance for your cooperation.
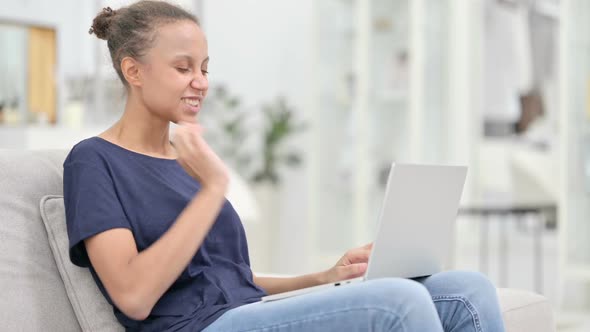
[338,263,367,280]
[345,249,371,264]
[173,123,204,152]
[361,242,373,250]
[175,122,201,138]
[178,121,203,132]
[180,120,202,126]
[174,129,193,157]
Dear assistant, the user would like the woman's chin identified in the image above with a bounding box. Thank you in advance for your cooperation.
[182,114,199,123]
[181,106,200,122]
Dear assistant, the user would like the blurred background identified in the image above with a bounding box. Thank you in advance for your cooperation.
[1,0,589,330]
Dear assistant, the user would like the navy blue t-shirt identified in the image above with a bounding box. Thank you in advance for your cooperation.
[63,137,266,331]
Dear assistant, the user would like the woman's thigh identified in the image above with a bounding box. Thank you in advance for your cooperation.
[203,278,444,332]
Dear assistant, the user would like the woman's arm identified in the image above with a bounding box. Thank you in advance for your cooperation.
[253,272,326,295]
[253,243,373,295]
[86,186,226,320]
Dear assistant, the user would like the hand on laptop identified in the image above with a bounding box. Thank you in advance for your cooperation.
[320,243,373,284]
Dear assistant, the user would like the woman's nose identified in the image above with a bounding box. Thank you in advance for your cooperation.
[190,74,208,90]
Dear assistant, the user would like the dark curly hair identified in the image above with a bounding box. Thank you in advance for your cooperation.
[89,1,200,86]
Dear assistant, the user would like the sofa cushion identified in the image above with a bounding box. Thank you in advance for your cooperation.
[497,288,556,332]
[40,195,124,332]
[0,149,81,331]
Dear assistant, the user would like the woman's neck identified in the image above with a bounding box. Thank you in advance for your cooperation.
[100,98,177,159]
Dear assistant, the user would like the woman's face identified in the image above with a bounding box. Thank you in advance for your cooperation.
[137,20,209,124]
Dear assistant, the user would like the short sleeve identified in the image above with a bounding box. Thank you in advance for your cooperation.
[63,160,132,267]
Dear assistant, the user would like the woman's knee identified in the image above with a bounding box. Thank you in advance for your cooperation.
[423,270,498,300]
[450,270,496,292]
[421,271,505,331]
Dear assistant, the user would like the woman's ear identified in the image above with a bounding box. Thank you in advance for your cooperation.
[121,57,142,87]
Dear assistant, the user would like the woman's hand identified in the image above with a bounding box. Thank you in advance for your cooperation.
[172,121,229,193]
[320,243,373,284]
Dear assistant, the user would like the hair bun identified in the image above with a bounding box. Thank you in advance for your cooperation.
[89,7,117,40]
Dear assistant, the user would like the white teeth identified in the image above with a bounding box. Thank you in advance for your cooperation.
[182,98,199,107]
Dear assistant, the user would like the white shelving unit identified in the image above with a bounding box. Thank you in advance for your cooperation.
[307,0,457,270]
[559,0,590,309]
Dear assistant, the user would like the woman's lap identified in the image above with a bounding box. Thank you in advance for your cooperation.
[203,270,505,332]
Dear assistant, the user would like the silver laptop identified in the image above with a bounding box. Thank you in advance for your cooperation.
[261,163,468,302]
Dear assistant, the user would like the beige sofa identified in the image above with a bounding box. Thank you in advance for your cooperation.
[0,149,556,331]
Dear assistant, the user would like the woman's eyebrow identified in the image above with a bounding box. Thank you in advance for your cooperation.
[172,54,193,63]
[171,55,208,65]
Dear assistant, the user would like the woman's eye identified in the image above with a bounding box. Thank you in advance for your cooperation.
[176,67,190,73]
[201,70,209,75]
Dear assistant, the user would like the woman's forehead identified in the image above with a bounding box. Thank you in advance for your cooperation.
[151,21,207,60]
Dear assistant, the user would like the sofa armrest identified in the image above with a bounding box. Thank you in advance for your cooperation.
[497,288,556,332]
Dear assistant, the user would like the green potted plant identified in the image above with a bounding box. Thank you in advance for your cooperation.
[203,86,307,187]
[201,86,254,177]
[251,96,307,186]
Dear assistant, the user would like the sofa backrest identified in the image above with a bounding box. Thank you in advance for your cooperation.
[0,149,82,331]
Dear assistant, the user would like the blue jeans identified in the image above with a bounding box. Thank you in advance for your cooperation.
[203,270,506,332]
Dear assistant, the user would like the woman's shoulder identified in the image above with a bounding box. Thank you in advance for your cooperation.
[64,137,111,169]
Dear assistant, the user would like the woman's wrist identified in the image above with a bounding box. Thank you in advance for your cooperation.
[312,270,329,286]
[200,182,227,198]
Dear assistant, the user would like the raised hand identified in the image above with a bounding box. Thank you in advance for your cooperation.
[172,121,229,193]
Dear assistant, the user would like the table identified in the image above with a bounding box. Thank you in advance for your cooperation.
[459,199,557,294]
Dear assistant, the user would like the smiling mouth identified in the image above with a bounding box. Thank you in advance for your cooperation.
[181,98,200,108]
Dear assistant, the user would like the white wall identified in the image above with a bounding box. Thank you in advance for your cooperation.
[203,0,313,110]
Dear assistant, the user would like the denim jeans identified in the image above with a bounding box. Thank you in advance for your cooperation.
[203,270,506,332]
